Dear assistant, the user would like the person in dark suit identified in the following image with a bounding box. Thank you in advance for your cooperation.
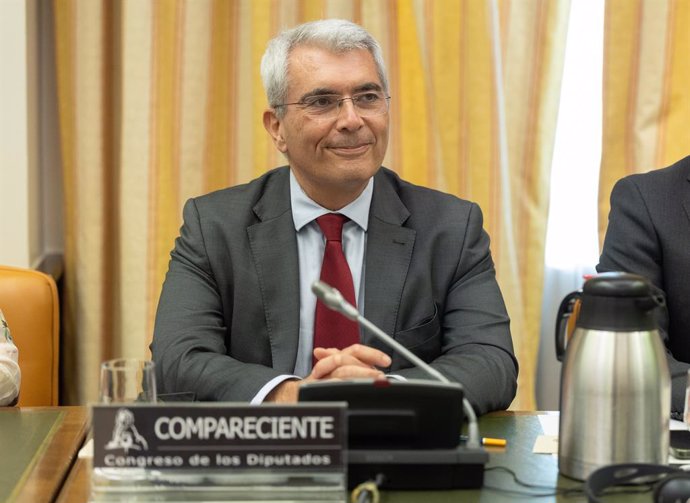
[598,155,690,419]
[151,19,518,415]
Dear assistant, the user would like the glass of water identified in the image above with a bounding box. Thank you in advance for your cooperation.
[99,358,157,404]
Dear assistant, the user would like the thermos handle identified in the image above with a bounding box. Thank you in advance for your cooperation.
[555,291,581,362]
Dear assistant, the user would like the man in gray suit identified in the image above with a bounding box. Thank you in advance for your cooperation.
[598,155,690,419]
[151,19,518,415]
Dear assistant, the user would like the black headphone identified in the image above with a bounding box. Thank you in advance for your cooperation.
[585,463,690,503]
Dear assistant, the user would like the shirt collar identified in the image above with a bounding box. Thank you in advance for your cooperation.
[290,170,373,232]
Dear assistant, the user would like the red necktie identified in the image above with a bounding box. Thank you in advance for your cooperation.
[313,214,360,359]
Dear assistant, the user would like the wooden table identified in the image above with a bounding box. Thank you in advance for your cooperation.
[0,406,88,503]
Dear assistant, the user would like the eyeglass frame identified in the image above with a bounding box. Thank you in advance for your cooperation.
[273,91,391,120]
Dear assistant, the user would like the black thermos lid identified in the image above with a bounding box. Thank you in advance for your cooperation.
[577,272,663,331]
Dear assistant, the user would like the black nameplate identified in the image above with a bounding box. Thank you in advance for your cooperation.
[92,403,346,471]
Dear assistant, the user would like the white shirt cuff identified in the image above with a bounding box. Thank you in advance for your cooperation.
[250,375,301,404]
[386,374,407,382]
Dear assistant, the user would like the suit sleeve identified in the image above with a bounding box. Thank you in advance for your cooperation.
[597,177,688,419]
[151,199,283,401]
[395,203,518,415]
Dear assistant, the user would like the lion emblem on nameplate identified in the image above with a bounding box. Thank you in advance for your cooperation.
[105,408,148,453]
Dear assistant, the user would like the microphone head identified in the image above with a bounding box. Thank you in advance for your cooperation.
[311,280,358,320]
[311,280,343,308]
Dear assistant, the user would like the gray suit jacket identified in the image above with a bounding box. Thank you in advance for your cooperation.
[598,155,690,418]
[152,167,518,415]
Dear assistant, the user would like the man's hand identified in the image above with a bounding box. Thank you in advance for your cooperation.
[311,344,391,380]
[264,344,392,403]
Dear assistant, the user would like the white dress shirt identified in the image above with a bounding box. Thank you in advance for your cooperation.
[250,170,372,403]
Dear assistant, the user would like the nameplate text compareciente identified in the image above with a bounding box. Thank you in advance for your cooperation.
[91,403,347,470]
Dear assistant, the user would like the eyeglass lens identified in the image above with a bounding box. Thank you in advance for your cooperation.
[305,94,389,120]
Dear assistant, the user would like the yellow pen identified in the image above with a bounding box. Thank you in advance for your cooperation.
[460,435,507,447]
[481,437,507,447]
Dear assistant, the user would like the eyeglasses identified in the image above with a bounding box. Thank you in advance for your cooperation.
[274,91,391,121]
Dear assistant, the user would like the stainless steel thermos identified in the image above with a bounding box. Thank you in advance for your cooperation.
[555,272,670,480]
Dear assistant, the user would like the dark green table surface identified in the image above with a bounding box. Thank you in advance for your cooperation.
[0,408,63,502]
[381,412,652,502]
[0,407,88,503]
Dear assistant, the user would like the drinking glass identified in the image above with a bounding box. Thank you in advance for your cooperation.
[99,358,157,404]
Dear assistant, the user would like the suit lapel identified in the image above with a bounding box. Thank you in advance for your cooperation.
[247,169,300,373]
[363,170,415,350]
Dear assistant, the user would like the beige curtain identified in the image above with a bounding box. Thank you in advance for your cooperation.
[54,0,569,409]
[599,0,690,237]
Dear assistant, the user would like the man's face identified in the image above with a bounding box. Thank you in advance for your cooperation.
[264,45,389,210]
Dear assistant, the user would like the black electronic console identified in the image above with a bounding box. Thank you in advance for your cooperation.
[299,379,463,449]
[299,379,488,490]
[347,446,488,490]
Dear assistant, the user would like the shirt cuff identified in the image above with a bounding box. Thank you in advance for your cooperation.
[386,374,406,382]
[250,375,301,404]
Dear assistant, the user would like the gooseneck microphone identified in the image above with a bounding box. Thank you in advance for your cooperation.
[311,280,481,449]
[312,280,448,383]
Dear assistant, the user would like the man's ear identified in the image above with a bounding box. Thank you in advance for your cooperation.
[263,109,287,153]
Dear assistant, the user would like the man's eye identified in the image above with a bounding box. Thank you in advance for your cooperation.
[357,92,380,103]
[305,96,336,108]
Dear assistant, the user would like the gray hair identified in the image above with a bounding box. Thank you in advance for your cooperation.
[260,19,389,116]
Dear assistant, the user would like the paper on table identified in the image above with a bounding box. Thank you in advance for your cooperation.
[533,413,559,455]
[79,437,93,459]
[533,435,558,454]
[538,413,560,436]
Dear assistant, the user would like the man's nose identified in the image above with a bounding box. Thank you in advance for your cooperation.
[335,99,364,129]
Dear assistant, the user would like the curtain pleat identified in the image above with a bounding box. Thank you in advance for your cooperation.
[54,0,569,408]
[599,0,690,241]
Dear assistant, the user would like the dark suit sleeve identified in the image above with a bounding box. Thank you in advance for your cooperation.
[597,176,688,419]
[394,203,518,415]
[151,199,283,401]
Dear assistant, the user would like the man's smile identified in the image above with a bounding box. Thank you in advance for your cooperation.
[326,141,373,156]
